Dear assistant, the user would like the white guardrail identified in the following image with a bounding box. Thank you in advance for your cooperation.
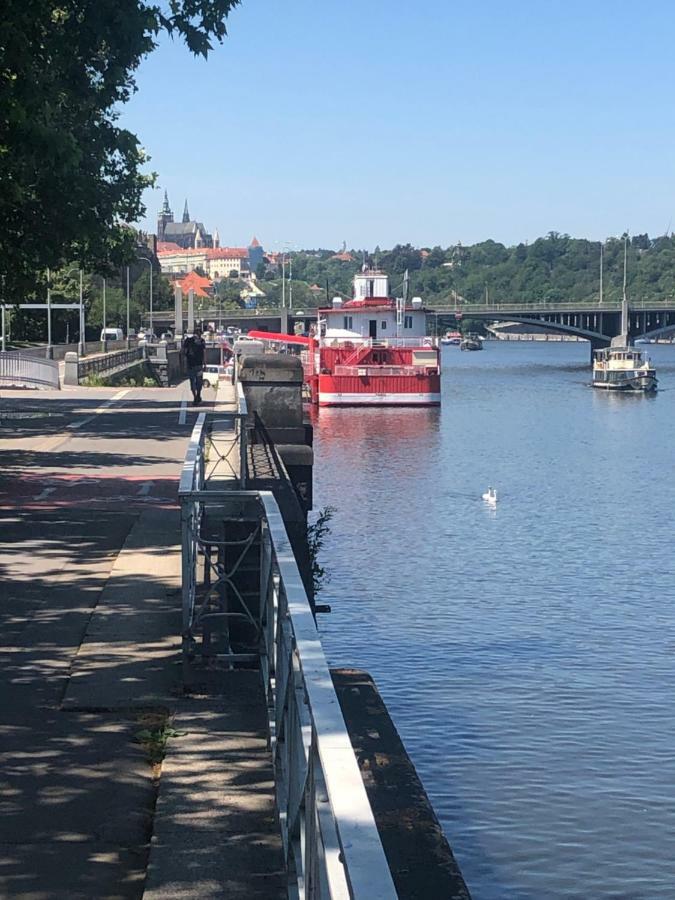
[178,412,397,899]
[0,352,60,389]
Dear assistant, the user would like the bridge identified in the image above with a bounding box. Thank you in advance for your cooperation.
[145,299,675,355]
[431,299,675,354]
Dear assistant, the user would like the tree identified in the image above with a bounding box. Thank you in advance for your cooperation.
[1,1,241,297]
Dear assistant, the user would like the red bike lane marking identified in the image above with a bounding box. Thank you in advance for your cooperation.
[0,473,179,509]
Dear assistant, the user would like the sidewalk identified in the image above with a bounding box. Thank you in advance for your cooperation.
[0,384,285,898]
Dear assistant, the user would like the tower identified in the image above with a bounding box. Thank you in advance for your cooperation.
[157,190,173,241]
[182,199,190,224]
[213,227,220,249]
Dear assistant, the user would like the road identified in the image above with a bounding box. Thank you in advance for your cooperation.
[0,380,206,898]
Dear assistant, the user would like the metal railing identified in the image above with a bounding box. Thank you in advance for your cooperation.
[200,383,248,487]
[78,347,143,379]
[0,352,60,389]
[438,299,675,314]
[333,364,435,377]
[178,417,397,899]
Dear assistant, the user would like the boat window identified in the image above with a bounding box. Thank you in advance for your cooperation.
[381,320,387,329]
[343,315,353,330]
[404,315,413,329]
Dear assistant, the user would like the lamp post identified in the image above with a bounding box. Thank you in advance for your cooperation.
[138,256,154,339]
[46,269,53,358]
[65,267,86,356]
[275,242,295,310]
[78,269,85,356]
[1,275,5,352]
[101,277,107,351]
[126,267,131,348]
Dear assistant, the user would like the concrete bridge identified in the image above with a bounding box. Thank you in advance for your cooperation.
[145,299,675,354]
[431,299,675,353]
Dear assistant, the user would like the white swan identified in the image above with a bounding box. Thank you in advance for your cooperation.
[482,487,497,504]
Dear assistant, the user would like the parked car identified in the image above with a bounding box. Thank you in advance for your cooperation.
[100,328,124,341]
[201,364,229,388]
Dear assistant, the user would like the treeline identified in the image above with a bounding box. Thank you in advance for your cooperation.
[266,233,675,307]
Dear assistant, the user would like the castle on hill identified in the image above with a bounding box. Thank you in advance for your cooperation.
[157,192,216,249]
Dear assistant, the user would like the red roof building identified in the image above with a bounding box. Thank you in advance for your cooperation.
[176,271,213,298]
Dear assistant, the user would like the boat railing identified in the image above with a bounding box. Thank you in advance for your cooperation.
[333,364,436,377]
[322,337,436,350]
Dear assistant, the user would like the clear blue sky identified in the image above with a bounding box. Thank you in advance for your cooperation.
[122,0,675,250]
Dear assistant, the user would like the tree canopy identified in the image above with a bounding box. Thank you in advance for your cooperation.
[0,1,240,297]
[270,233,675,310]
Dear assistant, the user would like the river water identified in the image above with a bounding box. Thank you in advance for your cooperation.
[313,341,675,900]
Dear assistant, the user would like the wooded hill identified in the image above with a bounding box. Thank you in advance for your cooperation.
[268,233,675,308]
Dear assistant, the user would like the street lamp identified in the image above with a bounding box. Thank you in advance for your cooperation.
[138,256,154,339]
[65,267,86,357]
[126,267,131,348]
[100,276,107,351]
[274,242,295,309]
[46,269,53,358]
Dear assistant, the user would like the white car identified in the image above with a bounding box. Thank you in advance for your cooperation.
[201,365,229,388]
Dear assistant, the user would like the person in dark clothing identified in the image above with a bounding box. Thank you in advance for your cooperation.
[182,326,206,405]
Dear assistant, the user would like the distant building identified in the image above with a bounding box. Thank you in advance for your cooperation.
[205,248,249,280]
[248,236,264,272]
[176,271,213,299]
[156,193,213,249]
[330,240,354,263]
[157,244,249,280]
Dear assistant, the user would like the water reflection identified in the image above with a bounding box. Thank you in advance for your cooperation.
[314,341,675,899]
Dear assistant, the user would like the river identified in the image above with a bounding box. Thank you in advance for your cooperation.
[313,340,675,900]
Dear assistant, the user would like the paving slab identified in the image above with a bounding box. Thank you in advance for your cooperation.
[61,509,182,710]
[144,676,286,900]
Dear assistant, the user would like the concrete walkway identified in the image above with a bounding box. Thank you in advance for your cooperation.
[0,382,285,899]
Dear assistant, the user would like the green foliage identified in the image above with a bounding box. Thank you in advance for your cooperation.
[307,506,336,596]
[1,1,240,297]
[283,233,675,308]
[214,279,245,308]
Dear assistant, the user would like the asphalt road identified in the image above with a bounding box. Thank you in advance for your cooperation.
[0,381,213,510]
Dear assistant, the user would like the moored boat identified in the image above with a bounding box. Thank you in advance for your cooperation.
[441,330,461,346]
[311,268,441,406]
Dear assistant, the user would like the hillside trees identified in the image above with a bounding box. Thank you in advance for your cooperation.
[1,1,240,297]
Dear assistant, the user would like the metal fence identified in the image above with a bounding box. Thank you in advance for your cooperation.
[178,414,397,899]
[0,352,60,389]
[78,347,143,379]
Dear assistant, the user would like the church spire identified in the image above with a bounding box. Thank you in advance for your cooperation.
[182,199,190,224]
[161,190,171,216]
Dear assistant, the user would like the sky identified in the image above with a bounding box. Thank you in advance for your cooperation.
[121,0,675,250]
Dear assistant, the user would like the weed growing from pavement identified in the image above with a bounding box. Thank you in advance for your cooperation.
[307,506,336,595]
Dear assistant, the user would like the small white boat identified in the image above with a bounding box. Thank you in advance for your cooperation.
[482,487,497,504]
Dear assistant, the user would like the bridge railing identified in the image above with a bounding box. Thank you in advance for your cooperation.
[178,417,397,899]
[78,347,143,380]
[435,299,675,313]
[0,352,60,389]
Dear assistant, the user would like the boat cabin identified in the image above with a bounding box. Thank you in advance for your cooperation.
[321,269,427,342]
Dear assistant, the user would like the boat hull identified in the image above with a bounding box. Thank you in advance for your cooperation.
[592,375,658,393]
[319,392,441,406]
[317,372,441,406]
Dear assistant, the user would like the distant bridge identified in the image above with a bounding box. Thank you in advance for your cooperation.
[143,300,675,358]
[431,300,675,353]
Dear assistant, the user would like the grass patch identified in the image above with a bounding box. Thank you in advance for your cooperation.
[135,712,187,769]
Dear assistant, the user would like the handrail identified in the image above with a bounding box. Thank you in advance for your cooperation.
[178,420,397,898]
[434,299,675,313]
[78,347,143,379]
[0,352,60,389]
